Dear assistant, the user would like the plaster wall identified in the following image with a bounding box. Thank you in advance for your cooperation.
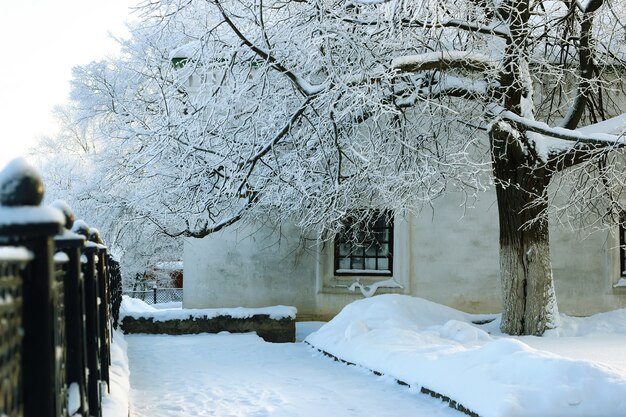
[183,222,319,315]
[184,189,626,319]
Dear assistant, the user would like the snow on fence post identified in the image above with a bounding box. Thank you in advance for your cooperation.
[0,159,64,417]
[72,220,103,417]
[53,201,90,417]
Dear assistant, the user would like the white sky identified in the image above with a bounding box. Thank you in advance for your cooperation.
[0,1,138,170]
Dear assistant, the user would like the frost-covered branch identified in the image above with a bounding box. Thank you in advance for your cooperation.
[560,1,602,129]
[212,0,326,97]
[392,51,499,74]
[500,110,625,147]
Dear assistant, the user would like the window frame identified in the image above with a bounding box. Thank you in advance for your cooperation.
[333,210,394,277]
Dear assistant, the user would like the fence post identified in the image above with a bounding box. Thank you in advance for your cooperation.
[73,221,102,417]
[0,159,64,417]
[108,256,122,329]
[90,229,110,391]
[0,248,30,417]
[153,284,158,304]
[53,201,89,417]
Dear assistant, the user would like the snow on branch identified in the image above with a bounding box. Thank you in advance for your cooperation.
[392,51,498,74]
[499,110,626,147]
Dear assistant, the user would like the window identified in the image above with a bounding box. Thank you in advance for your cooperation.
[334,211,393,276]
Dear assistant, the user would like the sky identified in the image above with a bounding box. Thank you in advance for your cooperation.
[0,1,138,170]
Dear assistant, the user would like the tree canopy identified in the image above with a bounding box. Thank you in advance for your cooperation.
[40,0,626,334]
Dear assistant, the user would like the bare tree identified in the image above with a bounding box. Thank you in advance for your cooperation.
[60,0,626,334]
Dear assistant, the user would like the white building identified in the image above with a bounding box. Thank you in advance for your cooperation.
[183,188,626,320]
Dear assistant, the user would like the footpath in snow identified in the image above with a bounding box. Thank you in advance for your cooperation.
[125,332,461,417]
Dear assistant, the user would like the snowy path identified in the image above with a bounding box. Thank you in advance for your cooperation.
[126,332,462,417]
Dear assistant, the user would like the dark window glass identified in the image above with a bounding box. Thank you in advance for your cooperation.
[334,211,393,276]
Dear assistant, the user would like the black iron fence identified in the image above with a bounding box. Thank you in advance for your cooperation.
[124,287,183,304]
[0,160,123,417]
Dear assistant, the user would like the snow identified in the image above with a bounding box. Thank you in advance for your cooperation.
[102,329,130,417]
[347,278,403,297]
[613,278,626,287]
[151,301,182,310]
[0,206,65,226]
[126,332,460,417]
[105,295,626,417]
[67,383,80,416]
[120,296,297,321]
[305,295,626,417]
[53,251,70,263]
[577,112,626,136]
[153,261,183,270]
[55,229,87,242]
[50,199,73,224]
[0,246,33,262]
[495,110,626,162]
[169,41,201,61]
[502,110,625,145]
[0,158,41,196]
[0,158,63,228]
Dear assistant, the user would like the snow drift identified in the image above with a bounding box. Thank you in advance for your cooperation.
[305,294,626,417]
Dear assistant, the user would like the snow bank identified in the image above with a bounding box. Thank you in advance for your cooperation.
[305,294,626,417]
[102,329,130,417]
[547,309,626,337]
[120,296,297,321]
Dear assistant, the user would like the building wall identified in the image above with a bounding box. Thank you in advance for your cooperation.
[184,190,626,320]
[183,222,320,314]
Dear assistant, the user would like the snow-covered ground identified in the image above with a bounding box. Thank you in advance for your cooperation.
[306,295,626,417]
[102,329,130,417]
[126,332,461,417]
[106,295,626,417]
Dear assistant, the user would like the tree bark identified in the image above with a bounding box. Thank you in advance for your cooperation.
[491,128,559,335]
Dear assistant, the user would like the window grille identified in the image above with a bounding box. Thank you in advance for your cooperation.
[334,211,393,276]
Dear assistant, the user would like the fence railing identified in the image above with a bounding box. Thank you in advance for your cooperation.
[124,287,183,304]
[0,159,123,417]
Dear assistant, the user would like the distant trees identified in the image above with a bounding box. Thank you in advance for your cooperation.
[43,0,626,335]
[33,104,183,285]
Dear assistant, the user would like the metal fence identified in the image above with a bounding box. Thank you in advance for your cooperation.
[0,162,122,417]
[124,287,183,304]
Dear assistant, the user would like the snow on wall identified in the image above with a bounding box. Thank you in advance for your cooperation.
[120,296,297,321]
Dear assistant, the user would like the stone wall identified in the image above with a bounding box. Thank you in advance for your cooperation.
[121,315,295,343]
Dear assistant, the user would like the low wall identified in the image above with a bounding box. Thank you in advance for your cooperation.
[121,315,296,343]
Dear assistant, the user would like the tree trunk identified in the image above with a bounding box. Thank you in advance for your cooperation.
[491,128,559,336]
